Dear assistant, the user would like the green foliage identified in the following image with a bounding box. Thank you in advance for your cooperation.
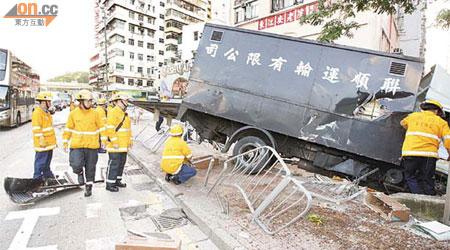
[435,8,450,29]
[48,72,89,83]
[300,0,418,43]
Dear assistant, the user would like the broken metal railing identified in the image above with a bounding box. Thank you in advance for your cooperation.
[140,128,170,152]
[191,156,216,187]
[208,146,312,235]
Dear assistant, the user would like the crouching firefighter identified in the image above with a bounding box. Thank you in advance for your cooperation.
[32,91,57,179]
[161,124,196,185]
[63,90,107,197]
[401,100,450,195]
[105,93,133,192]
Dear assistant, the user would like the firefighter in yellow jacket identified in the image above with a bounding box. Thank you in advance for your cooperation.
[95,98,108,153]
[63,90,107,197]
[401,100,450,195]
[32,91,57,179]
[105,93,132,192]
[161,124,196,185]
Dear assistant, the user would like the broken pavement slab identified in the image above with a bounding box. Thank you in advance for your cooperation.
[390,192,446,221]
[364,192,411,222]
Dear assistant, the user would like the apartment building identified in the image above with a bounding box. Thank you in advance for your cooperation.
[232,0,423,56]
[90,0,166,94]
[164,0,209,64]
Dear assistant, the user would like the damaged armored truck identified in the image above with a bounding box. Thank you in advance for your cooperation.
[178,23,447,192]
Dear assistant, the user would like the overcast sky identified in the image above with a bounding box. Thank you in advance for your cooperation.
[0,0,96,82]
[0,0,449,82]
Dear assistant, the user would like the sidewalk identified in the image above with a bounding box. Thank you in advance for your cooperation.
[129,116,450,250]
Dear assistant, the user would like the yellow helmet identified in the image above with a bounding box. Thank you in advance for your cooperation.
[97,98,106,105]
[36,91,53,101]
[421,100,444,116]
[115,92,130,101]
[75,90,93,100]
[110,93,120,101]
[170,124,183,136]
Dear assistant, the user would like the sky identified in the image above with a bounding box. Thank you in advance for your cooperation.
[0,0,96,82]
[0,0,449,82]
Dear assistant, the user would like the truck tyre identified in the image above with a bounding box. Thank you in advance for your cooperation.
[233,136,269,174]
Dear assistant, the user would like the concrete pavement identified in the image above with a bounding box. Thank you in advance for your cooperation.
[0,108,218,250]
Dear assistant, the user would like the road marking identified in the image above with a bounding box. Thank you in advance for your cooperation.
[86,203,103,219]
[5,207,60,250]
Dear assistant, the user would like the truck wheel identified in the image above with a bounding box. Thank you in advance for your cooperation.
[233,136,269,174]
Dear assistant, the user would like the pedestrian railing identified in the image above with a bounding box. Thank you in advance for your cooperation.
[208,146,312,235]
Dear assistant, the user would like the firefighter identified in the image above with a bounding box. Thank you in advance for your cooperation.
[105,93,133,192]
[63,90,107,197]
[32,91,57,179]
[107,94,118,113]
[95,98,108,153]
[401,100,450,195]
[161,124,196,185]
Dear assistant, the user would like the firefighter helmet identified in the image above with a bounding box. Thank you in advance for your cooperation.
[36,91,53,101]
[421,100,444,116]
[75,90,93,100]
[97,98,106,105]
[169,124,183,136]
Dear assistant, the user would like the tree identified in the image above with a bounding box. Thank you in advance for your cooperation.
[435,8,450,29]
[300,0,418,43]
[48,72,89,83]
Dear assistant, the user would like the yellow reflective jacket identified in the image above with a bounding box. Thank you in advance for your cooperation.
[401,111,450,158]
[95,106,107,122]
[107,106,132,152]
[63,108,106,149]
[161,136,192,174]
[32,106,57,151]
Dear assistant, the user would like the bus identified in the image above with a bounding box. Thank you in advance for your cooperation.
[0,49,38,127]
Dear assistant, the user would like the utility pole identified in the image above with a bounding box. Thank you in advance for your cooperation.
[102,4,109,99]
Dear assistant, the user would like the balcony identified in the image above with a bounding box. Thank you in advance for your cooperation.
[166,38,178,45]
[165,26,182,33]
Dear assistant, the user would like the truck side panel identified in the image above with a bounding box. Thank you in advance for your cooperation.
[182,24,424,165]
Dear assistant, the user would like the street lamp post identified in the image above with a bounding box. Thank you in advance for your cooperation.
[102,4,109,99]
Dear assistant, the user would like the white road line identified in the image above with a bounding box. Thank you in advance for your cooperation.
[86,203,103,219]
[5,207,60,250]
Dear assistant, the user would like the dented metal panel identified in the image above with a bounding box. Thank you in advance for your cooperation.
[181,23,424,165]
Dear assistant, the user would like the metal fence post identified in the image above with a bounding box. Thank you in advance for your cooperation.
[443,161,450,225]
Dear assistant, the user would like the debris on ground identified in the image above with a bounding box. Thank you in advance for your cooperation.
[115,236,181,250]
[364,192,411,222]
[415,221,450,241]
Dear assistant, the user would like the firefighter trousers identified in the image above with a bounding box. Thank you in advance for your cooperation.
[403,156,437,195]
[33,150,54,179]
[69,148,98,185]
[106,152,127,187]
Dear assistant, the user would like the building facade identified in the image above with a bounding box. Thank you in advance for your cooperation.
[232,0,423,57]
[91,0,166,94]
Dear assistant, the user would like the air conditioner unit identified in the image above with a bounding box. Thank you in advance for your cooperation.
[393,48,403,54]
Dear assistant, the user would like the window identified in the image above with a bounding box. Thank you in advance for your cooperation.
[153,6,155,12]
[159,26,164,31]
[148,17,155,24]
[159,62,163,67]
[160,1,165,7]
[147,80,153,87]
[130,52,135,59]
[147,68,153,75]
[116,77,124,83]
[194,31,198,41]
[137,79,143,86]
[148,5,152,11]
[129,39,134,45]
[130,0,135,5]
[159,38,164,43]
[159,50,164,55]
[138,41,143,47]
[129,11,135,19]
[112,34,125,43]
[272,0,299,12]
[116,63,124,70]
[138,54,143,60]
[137,67,143,73]
[128,79,134,85]
[130,65,134,72]
[148,30,155,37]
[138,14,144,21]
[113,49,124,56]
[129,24,135,33]
[160,14,164,19]
[115,20,125,29]
[147,55,154,61]
[147,43,154,49]
[139,1,145,9]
